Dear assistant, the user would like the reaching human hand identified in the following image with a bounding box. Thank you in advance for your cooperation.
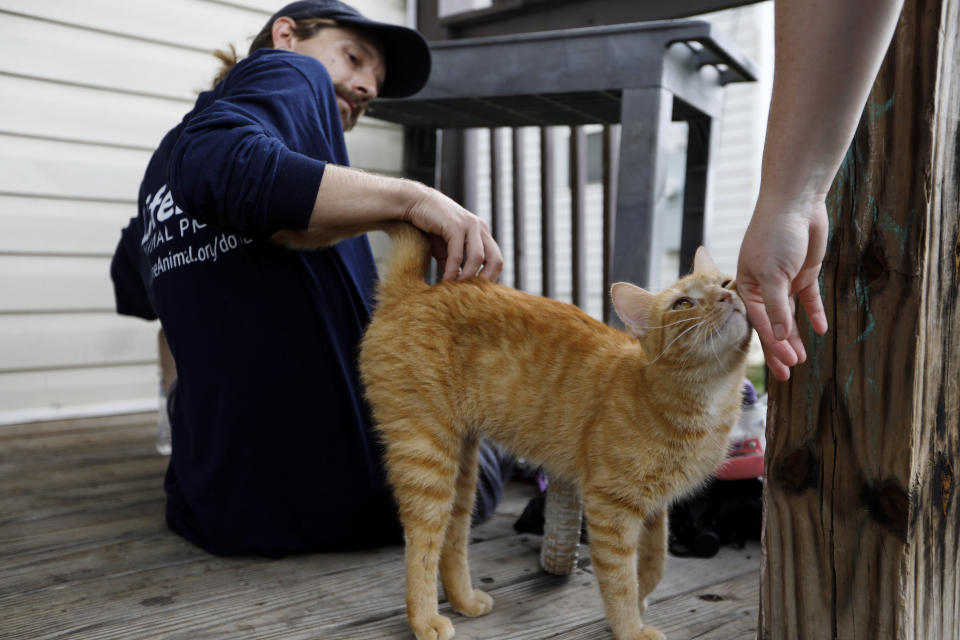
[736,197,830,381]
[402,184,503,282]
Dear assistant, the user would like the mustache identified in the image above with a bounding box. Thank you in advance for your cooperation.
[334,86,369,112]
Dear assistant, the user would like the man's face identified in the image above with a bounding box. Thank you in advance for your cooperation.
[291,26,386,131]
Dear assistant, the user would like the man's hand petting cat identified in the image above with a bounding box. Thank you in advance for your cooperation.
[402,184,503,282]
[737,198,829,381]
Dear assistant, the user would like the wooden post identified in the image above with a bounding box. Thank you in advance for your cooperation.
[760,1,960,639]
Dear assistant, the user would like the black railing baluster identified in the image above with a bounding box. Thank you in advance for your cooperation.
[569,126,587,309]
[540,127,556,299]
[602,124,620,324]
[489,128,504,248]
[512,128,526,291]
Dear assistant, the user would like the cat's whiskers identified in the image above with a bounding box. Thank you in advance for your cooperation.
[709,326,723,367]
[677,324,705,368]
[647,319,705,367]
[645,316,701,331]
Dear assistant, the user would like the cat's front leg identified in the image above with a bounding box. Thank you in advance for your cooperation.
[636,509,668,616]
[584,492,665,640]
[404,530,455,640]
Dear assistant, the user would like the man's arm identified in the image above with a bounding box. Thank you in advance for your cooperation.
[736,0,904,381]
[302,164,503,283]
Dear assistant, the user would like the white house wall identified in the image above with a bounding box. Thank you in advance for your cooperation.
[0,0,406,422]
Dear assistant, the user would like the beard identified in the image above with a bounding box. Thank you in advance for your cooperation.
[334,83,367,131]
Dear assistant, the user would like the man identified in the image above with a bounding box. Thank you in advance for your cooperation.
[111,0,506,556]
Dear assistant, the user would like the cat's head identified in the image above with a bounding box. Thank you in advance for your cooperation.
[610,247,751,369]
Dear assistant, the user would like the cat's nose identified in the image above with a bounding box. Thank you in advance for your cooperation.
[719,291,732,303]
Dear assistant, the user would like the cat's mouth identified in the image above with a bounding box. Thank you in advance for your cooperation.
[710,306,749,341]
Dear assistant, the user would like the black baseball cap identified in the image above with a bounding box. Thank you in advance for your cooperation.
[262,0,431,98]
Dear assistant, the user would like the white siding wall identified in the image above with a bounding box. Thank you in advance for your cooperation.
[0,0,406,422]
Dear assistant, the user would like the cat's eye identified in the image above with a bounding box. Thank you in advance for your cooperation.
[721,279,733,289]
[672,297,694,310]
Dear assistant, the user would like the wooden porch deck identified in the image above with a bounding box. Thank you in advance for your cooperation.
[0,413,760,639]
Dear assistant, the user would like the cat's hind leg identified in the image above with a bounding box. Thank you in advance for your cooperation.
[636,509,668,616]
[439,434,494,617]
[383,420,461,640]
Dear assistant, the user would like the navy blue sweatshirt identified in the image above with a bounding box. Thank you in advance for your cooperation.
[111,49,402,555]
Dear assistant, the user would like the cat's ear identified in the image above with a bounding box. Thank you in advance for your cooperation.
[611,282,655,337]
[693,246,718,274]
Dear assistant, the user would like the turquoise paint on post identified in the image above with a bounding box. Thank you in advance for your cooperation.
[854,277,877,343]
[868,96,895,120]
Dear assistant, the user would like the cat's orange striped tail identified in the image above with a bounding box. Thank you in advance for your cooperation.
[377,222,431,301]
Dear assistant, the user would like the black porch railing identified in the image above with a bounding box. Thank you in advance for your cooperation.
[369,20,756,324]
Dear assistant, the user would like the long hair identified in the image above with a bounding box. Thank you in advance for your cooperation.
[210,17,336,88]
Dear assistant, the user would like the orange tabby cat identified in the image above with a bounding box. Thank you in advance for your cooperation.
[342,222,751,640]
[277,221,750,638]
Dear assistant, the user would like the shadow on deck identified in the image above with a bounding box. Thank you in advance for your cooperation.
[0,413,759,639]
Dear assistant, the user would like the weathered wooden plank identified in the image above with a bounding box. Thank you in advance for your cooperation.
[338,543,760,640]
[0,534,536,640]
[0,482,536,614]
[761,0,960,638]
[552,570,758,639]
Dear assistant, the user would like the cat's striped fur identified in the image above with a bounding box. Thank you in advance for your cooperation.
[350,223,752,640]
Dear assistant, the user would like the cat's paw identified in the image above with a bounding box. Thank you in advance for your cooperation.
[450,588,494,617]
[410,613,455,640]
[637,624,665,640]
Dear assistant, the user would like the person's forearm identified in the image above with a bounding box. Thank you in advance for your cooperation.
[312,164,422,227]
[273,164,425,248]
[758,0,904,205]
[274,159,502,281]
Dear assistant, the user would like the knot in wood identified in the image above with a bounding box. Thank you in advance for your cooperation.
[861,478,910,541]
[775,446,817,493]
[860,242,889,290]
[935,456,954,518]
